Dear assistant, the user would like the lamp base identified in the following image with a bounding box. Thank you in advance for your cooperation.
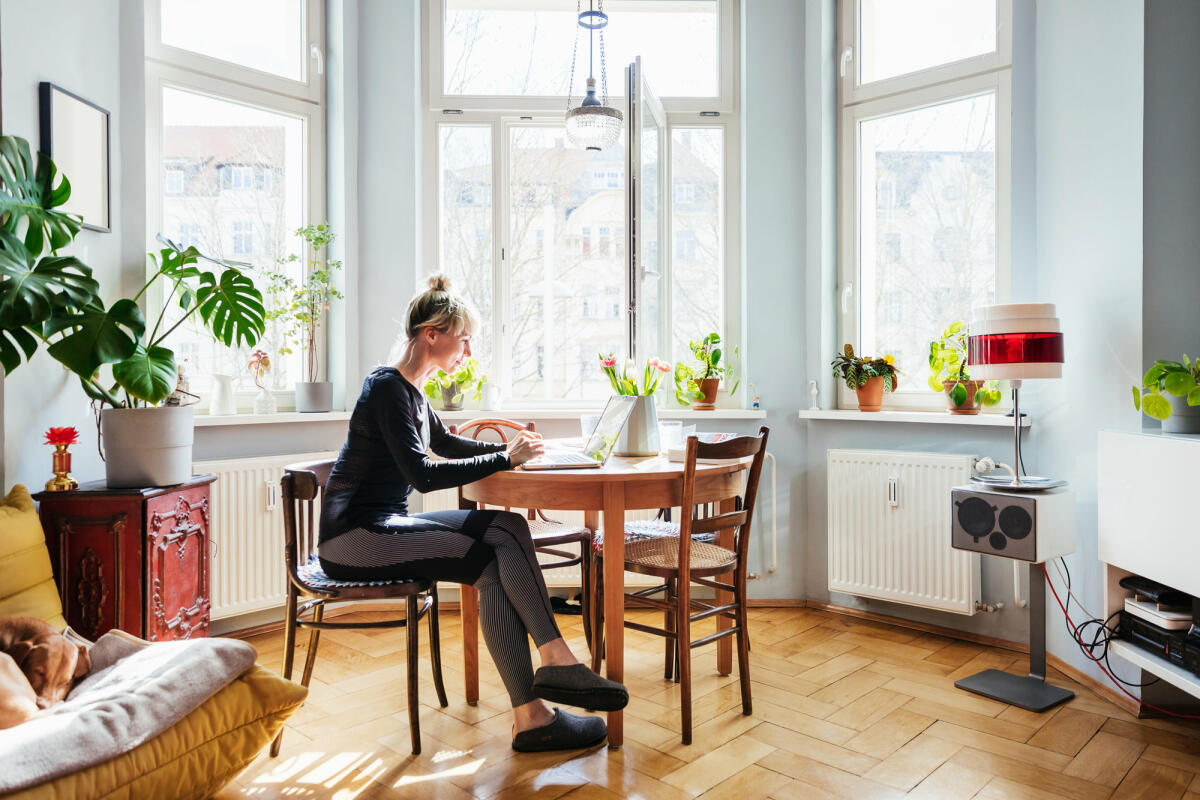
[954,669,1074,712]
[970,474,1068,491]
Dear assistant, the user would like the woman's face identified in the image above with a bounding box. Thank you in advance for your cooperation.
[428,324,472,373]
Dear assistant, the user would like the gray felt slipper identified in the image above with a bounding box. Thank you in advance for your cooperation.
[532,664,629,711]
[512,708,607,752]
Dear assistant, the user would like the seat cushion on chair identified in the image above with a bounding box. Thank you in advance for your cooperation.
[0,484,68,629]
[592,519,715,553]
[297,555,424,590]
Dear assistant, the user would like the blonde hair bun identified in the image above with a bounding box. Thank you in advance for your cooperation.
[428,274,452,292]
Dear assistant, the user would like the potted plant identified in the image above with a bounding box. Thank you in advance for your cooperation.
[265,223,343,412]
[1132,355,1200,434]
[248,349,276,415]
[599,352,672,455]
[673,332,737,410]
[0,135,267,486]
[423,357,487,411]
[928,321,1002,414]
[831,344,899,412]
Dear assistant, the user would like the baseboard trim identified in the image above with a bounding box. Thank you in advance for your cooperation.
[807,601,1151,718]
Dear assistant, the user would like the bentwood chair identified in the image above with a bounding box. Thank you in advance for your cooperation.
[593,426,769,744]
[269,460,448,757]
[450,419,598,652]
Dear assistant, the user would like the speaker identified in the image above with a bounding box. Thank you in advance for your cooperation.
[951,485,1075,562]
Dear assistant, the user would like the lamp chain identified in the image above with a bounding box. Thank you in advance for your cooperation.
[567,0,581,111]
[598,0,609,104]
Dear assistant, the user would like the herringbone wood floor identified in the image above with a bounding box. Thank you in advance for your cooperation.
[216,606,1200,799]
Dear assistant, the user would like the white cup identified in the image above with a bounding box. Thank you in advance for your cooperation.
[580,413,602,440]
[658,420,684,452]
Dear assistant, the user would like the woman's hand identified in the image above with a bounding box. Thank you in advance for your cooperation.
[506,431,545,466]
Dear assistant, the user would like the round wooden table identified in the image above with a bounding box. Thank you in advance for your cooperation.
[459,454,750,749]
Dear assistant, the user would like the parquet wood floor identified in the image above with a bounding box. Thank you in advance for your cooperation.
[215,607,1200,799]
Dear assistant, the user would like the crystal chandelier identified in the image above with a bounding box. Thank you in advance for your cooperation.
[565,0,622,151]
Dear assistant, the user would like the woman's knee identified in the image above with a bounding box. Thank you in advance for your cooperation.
[492,510,533,541]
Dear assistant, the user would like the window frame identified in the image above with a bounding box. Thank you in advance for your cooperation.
[145,1,326,411]
[837,0,1012,411]
[422,1,741,409]
[423,0,738,115]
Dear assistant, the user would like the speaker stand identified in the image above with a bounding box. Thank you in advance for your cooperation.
[955,562,1075,712]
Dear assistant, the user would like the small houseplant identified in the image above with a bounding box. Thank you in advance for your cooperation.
[1132,355,1200,433]
[265,223,344,412]
[927,321,1002,414]
[0,134,266,485]
[831,344,899,412]
[423,357,487,411]
[248,349,276,415]
[673,332,737,409]
[599,352,671,456]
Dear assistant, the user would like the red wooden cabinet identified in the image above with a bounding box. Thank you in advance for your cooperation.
[34,475,216,642]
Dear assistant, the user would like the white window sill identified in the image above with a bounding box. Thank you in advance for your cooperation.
[797,409,1031,427]
[438,408,768,421]
[195,411,352,427]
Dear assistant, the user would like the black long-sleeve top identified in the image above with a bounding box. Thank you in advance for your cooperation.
[318,366,510,545]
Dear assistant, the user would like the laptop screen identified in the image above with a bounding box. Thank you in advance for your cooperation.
[581,396,637,462]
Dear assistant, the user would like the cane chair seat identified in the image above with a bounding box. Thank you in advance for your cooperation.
[621,537,737,576]
[528,519,591,545]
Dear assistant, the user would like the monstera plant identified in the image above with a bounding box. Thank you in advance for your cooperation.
[0,134,266,485]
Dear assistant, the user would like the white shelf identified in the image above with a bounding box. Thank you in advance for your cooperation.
[195,411,352,427]
[437,408,768,421]
[1109,640,1200,698]
[797,409,1031,427]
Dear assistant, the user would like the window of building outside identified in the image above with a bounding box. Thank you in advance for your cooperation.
[145,0,325,403]
[426,0,739,405]
[838,0,1011,410]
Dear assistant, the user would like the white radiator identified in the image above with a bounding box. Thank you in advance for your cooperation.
[827,449,980,615]
[416,488,661,588]
[195,451,336,620]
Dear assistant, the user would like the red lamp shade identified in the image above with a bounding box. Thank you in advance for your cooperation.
[967,303,1064,381]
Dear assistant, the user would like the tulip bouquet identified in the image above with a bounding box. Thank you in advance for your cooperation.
[599,352,672,396]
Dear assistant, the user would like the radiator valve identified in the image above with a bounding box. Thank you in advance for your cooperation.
[975,600,1005,614]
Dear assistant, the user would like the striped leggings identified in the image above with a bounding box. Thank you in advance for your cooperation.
[318,509,561,707]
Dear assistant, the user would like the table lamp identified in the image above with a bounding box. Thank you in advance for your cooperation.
[967,302,1065,490]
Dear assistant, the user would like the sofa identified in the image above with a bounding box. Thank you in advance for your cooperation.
[0,484,307,799]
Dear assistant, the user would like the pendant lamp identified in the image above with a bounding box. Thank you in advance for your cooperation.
[565,0,622,151]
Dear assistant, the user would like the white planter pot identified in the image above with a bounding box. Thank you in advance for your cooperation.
[101,406,194,488]
[614,395,660,457]
[295,381,333,413]
[1163,394,1200,434]
[253,387,277,415]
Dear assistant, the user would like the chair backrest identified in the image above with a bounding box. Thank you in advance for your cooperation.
[677,427,770,574]
[281,459,335,584]
[449,418,535,515]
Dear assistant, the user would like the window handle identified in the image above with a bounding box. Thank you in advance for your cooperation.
[839,47,853,78]
[841,282,854,315]
[310,44,324,76]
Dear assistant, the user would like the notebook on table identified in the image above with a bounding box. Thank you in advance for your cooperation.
[521,395,636,470]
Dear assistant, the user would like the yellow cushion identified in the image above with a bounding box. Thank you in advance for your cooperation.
[0,485,67,630]
[4,662,308,800]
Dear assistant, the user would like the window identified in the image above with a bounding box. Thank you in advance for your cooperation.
[674,180,695,205]
[838,0,1010,409]
[675,230,697,261]
[425,0,740,405]
[146,0,325,400]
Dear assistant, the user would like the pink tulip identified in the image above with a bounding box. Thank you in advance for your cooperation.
[601,356,617,368]
[657,361,671,373]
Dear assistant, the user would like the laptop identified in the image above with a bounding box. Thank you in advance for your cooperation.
[522,395,637,470]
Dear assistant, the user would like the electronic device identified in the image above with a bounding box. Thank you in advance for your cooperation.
[951,485,1075,562]
[1119,610,1195,670]
[1124,597,1192,630]
[522,395,636,470]
[1118,575,1192,607]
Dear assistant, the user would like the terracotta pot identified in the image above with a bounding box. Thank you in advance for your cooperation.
[855,376,885,411]
[691,378,720,410]
[943,380,984,414]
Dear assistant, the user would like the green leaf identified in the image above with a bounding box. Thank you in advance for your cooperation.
[1188,387,1200,407]
[0,135,81,255]
[193,268,266,348]
[980,388,1002,406]
[1164,371,1196,397]
[1144,364,1167,386]
[710,347,721,367]
[0,325,38,374]
[947,321,965,336]
[44,298,145,377]
[950,382,968,408]
[112,344,176,404]
[0,240,98,328]
[928,375,944,392]
[1143,393,1172,421]
[1132,386,1142,411]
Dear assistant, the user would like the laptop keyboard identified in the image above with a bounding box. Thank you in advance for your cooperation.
[550,452,596,465]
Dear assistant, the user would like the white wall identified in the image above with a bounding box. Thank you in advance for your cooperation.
[0,0,139,490]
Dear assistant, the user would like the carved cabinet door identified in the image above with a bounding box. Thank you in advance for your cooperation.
[145,485,211,641]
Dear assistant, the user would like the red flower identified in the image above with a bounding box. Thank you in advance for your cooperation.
[600,355,617,369]
[43,427,80,446]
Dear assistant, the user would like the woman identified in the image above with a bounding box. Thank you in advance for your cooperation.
[318,275,627,752]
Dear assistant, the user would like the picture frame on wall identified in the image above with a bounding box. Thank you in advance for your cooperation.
[38,82,111,233]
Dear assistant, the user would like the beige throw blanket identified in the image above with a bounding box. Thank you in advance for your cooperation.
[0,630,257,793]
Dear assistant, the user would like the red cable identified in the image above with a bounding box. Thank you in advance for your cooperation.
[1041,563,1200,720]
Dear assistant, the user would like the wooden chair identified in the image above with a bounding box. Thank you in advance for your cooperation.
[450,418,597,651]
[593,426,769,744]
[270,459,448,757]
